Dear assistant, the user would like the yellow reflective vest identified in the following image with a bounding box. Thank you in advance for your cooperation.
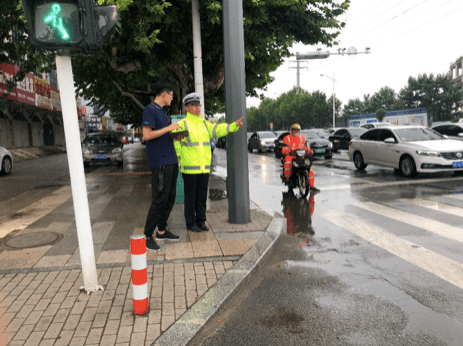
[174,112,239,174]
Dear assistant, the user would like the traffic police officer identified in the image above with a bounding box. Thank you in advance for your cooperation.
[174,93,244,232]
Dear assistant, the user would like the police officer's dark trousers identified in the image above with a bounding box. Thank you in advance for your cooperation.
[144,164,178,237]
[182,173,209,228]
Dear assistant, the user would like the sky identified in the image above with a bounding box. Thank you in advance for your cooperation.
[245,0,463,113]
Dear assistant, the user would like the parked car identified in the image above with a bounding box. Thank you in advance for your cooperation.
[310,128,332,139]
[274,132,290,159]
[0,146,13,175]
[327,127,343,134]
[360,122,395,130]
[274,131,333,159]
[348,126,463,177]
[82,133,124,167]
[301,130,333,159]
[248,131,277,153]
[329,128,367,152]
[431,123,463,141]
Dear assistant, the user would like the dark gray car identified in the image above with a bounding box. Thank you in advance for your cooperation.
[82,133,124,167]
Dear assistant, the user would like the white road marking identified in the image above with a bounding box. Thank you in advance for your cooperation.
[354,202,463,244]
[442,193,463,201]
[0,186,72,238]
[323,209,463,290]
[399,198,463,218]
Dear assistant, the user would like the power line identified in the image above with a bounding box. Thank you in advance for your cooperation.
[376,5,463,47]
[345,0,408,36]
[347,0,432,45]
[370,0,457,43]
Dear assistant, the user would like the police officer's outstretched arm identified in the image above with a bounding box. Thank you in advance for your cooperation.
[207,116,244,139]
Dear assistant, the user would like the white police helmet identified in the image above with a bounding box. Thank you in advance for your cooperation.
[183,93,201,105]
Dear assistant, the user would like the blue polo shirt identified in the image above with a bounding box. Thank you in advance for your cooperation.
[142,102,178,169]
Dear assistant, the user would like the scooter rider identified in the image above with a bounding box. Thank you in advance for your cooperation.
[282,124,320,192]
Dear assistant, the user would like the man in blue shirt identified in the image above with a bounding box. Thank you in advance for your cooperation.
[142,81,184,251]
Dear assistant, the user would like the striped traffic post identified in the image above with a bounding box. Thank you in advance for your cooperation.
[130,234,149,315]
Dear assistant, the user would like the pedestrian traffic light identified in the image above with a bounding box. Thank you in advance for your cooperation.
[22,0,118,53]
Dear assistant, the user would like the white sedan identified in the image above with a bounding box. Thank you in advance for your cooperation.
[348,126,463,177]
[0,146,13,175]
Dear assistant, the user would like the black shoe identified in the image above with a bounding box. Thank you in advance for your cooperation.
[187,225,203,233]
[197,223,209,231]
[309,186,320,192]
[155,230,180,241]
[146,237,160,251]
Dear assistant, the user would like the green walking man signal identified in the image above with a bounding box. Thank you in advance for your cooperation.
[43,4,70,40]
[22,0,118,54]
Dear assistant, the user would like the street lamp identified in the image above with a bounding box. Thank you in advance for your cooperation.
[320,73,336,128]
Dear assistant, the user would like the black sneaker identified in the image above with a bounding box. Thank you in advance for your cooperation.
[309,186,320,192]
[156,230,180,241]
[146,237,160,251]
[187,225,203,233]
[197,223,209,231]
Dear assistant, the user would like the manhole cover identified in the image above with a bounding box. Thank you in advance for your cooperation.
[4,232,62,250]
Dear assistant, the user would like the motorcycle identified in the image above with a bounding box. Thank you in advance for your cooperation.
[280,143,312,198]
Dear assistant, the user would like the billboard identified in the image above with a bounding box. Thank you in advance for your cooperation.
[0,63,35,106]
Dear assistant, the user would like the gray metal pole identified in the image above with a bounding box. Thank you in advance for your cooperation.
[223,0,250,224]
[297,60,300,94]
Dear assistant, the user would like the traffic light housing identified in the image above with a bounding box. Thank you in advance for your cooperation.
[22,0,118,54]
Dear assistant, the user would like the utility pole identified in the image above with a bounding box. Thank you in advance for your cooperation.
[191,0,205,118]
[289,60,308,93]
[223,0,250,224]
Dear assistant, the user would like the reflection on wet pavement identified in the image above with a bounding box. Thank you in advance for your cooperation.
[282,190,316,240]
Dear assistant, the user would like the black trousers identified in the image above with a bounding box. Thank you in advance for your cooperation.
[182,173,209,228]
[144,164,178,237]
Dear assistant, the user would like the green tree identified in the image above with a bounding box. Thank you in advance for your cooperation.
[368,86,397,111]
[0,2,54,92]
[375,108,386,122]
[343,98,365,118]
[399,73,463,122]
[2,0,350,125]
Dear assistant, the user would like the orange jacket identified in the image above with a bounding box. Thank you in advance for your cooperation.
[282,133,313,156]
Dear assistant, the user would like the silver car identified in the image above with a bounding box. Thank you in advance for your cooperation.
[0,146,13,175]
[349,126,463,177]
[248,131,277,153]
[82,133,124,167]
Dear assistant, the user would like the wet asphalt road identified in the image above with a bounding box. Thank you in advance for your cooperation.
[3,144,463,345]
[191,148,463,346]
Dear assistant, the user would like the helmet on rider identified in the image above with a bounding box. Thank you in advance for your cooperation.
[291,124,301,136]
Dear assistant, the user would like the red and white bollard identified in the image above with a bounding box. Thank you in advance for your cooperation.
[130,234,149,315]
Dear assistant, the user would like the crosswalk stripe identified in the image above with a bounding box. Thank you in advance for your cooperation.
[323,209,463,290]
[399,198,463,218]
[442,194,463,201]
[354,201,463,244]
[0,186,72,238]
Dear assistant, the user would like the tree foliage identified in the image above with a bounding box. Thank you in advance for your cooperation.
[399,73,463,122]
[343,74,463,122]
[0,2,55,90]
[1,0,350,126]
[246,87,339,131]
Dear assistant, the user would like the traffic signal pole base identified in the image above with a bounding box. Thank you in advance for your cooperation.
[55,53,102,294]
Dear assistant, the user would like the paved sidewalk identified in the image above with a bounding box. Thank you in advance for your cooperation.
[0,161,284,345]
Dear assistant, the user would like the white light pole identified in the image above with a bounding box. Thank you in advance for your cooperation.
[320,73,336,128]
[192,0,205,118]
